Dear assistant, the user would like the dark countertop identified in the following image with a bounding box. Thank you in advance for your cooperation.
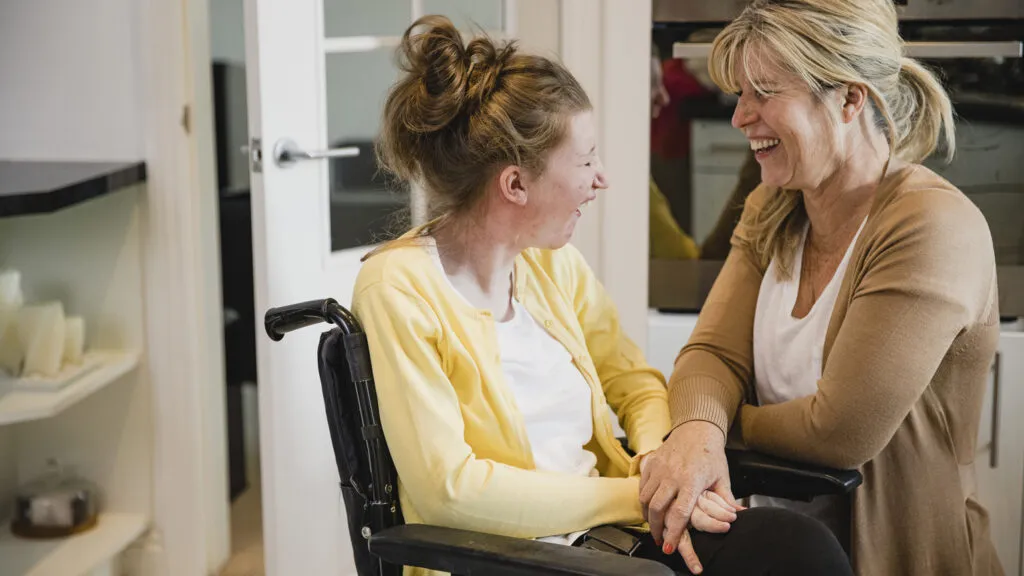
[0,160,146,217]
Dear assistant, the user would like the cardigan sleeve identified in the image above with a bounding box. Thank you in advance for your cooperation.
[557,244,671,458]
[738,189,997,469]
[352,280,645,538]
[666,185,770,436]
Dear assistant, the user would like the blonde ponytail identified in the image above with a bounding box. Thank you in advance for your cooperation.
[891,57,956,163]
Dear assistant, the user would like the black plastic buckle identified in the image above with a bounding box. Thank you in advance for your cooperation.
[579,525,642,557]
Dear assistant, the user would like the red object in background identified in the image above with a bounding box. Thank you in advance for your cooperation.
[651,58,713,160]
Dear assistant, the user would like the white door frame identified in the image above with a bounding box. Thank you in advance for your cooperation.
[561,0,652,349]
[136,0,230,573]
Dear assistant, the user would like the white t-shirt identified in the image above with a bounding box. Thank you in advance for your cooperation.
[494,298,599,480]
[750,217,866,542]
[429,248,597,546]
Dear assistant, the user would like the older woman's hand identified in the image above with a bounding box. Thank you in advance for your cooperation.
[639,421,738,573]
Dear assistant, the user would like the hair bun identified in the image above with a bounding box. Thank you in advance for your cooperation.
[464,37,516,111]
[395,15,471,133]
[375,14,590,258]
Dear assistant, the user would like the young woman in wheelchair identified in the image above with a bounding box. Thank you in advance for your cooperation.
[351,16,851,576]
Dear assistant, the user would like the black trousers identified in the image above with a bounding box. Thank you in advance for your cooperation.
[618,507,852,576]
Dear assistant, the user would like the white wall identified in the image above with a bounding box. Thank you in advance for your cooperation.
[187,1,234,570]
[561,0,652,347]
[514,0,561,56]
[0,0,143,161]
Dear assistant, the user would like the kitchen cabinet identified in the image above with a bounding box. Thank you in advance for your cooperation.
[647,312,1024,574]
[977,324,1024,575]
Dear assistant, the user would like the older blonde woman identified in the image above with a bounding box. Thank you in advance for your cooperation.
[640,1,1002,575]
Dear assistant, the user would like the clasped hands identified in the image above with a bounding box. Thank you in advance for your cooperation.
[638,421,742,574]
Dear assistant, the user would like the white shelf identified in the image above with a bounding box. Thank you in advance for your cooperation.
[0,513,146,576]
[0,350,140,426]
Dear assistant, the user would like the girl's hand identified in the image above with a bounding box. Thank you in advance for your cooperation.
[689,490,739,534]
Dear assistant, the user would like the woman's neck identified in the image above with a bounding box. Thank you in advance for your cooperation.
[431,215,521,318]
[802,145,900,254]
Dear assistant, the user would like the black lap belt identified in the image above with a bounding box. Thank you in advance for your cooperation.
[576,525,642,557]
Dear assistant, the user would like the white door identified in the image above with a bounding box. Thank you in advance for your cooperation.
[242,2,534,573]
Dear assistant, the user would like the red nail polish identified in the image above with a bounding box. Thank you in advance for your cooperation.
[663,543,675,555]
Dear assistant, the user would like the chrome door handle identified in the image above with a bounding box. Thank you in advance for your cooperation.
[273,138,360,168]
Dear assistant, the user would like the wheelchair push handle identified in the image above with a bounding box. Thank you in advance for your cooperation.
[264,298,364,340]
[264,298,338,341]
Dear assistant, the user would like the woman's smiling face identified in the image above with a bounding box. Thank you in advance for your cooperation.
[730,51,846,192]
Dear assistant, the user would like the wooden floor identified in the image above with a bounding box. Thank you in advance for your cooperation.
[219,477,265,576]
[220,382,264,576]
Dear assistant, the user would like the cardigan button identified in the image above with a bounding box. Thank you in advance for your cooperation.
[544,320,553,328]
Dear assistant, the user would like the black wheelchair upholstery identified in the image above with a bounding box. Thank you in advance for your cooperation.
[265,298,862,576]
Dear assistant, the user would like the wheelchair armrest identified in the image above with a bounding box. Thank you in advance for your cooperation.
[727,448,863,502]
[369,524,674,576]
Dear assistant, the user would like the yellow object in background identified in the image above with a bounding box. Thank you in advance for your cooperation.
[649,178,699,260]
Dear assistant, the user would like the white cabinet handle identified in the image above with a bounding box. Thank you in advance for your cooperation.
[991,351,1001,469]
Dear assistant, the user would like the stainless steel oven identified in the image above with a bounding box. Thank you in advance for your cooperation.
[654,0,1024,22]
[649,0,1024,319]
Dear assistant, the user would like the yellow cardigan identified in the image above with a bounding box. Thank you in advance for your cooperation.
[352,239,670,575]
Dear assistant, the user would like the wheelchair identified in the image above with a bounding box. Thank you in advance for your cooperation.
[265,298,862,576]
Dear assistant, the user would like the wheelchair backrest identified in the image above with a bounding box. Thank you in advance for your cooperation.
[316,323,403,576]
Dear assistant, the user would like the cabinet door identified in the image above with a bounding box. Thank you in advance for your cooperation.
[975,328,1024,575]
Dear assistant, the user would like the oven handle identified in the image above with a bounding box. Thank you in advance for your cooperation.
[671,43,712,59]
[673,41,1023,60]
[904,41,1023,59]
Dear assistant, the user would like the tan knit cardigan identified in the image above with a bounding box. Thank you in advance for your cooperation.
[669,165,1003,576]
